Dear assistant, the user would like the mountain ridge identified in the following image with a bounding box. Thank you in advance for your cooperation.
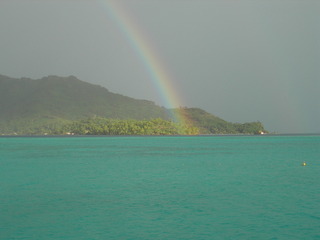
[0,74,170,121]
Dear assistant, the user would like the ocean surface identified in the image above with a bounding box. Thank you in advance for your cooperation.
[1,135,320,240]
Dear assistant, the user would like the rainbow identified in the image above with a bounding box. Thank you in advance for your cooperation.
[98,0,189,125]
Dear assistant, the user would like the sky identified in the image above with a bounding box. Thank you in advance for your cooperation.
[0,0,319,133]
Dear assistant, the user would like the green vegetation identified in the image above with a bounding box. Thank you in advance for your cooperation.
[0,117,71,135]
[0,74,267,135]
[172,107,266,135]
[0,117,199,135]
[54,117,199,135]
[0,74,170,121]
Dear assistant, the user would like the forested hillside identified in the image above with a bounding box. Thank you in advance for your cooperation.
[173,108,266,134]
[0,74,170,121]
[0,74,267,135]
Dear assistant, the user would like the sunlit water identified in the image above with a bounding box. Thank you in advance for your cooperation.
[1,135,320,239]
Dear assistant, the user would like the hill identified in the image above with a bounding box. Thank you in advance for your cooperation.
[0,74,267,135]
[0,74,169,121]
[174,108,266,134]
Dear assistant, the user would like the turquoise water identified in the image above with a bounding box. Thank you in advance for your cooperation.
[1,135,320,240]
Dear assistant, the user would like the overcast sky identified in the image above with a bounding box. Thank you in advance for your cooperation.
[0,0,319,133]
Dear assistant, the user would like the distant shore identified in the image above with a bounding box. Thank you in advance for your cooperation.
[1,133,319,138]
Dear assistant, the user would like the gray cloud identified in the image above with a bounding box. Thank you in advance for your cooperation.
[0,0,319,133]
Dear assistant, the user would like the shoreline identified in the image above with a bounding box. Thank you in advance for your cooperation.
[1,133,319,138]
